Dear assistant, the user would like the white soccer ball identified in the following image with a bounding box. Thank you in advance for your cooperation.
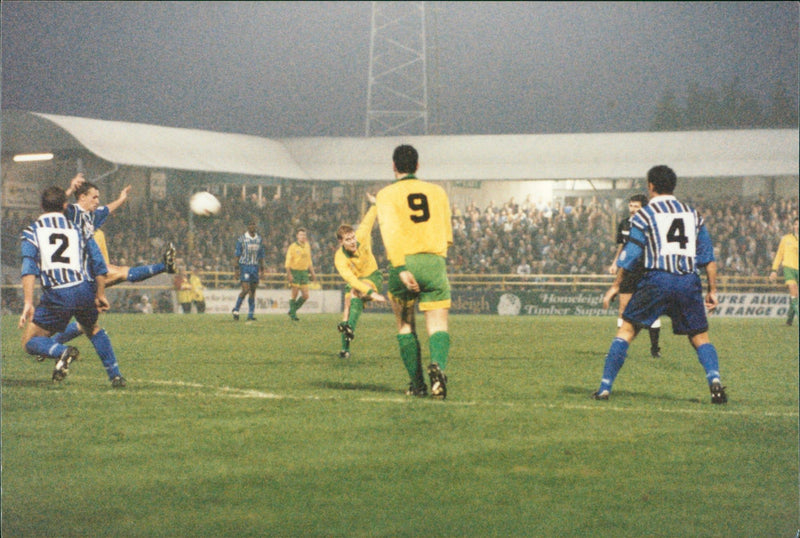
[189,192,221,217]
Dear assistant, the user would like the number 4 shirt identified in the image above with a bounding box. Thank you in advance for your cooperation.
[618,194,714,275]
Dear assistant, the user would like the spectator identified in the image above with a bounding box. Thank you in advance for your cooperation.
[189,266,206,313]
[174,267,193,313]
[136,295,153,314]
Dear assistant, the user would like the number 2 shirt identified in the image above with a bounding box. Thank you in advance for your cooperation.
[21,211,107,289]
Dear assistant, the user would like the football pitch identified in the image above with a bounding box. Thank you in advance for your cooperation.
[2,313,798,537]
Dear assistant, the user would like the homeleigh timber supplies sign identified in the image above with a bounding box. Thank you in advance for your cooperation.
[492,291,613,316]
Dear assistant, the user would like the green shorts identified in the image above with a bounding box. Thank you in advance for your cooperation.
[388,254,450,311]
[290,269,310,286]
[345,270,383,297]
[783,267,799,285]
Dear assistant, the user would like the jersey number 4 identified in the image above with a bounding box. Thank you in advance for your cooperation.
[666,218,689,249]
[407,193,430,223]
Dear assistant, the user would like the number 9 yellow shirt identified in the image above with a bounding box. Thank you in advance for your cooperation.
[375,175,453,269]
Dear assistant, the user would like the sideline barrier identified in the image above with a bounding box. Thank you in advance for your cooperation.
[1,274,791,318]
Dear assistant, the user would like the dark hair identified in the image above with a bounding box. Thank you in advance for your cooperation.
[393,144,418,175]
[646,165,677,195]
[629,194,649,206]
[42,186,67,212]
[296,227,307,234]
[74,180,99,199]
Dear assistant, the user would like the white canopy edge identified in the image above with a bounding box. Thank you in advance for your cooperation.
[279,130,800,181]
[33,112,311,179]
[23,112,799,182]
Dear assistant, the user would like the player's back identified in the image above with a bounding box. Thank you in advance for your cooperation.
[22,212,88,289]
[376,178,452,266]
[632,195,702,274]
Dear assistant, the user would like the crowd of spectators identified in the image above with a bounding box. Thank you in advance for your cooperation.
[2,188,797,289]
[449,196,615,275]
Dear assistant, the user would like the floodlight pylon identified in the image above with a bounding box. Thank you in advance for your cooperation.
[366,1,429,136]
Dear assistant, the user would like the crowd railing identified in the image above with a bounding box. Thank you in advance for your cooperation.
[196,271,781,293]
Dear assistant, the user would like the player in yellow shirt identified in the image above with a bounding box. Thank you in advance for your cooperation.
[174,266,194,313]
[376,144,453,399]
[334,194,387,358]
[189,266,206,314]
[769,217,798,326]
[285,227,316,321]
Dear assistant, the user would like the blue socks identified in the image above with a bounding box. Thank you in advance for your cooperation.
[597,340,722,394]
[599,338,629,393]
[248,297,255,318]
[234,296,244,312]
[127,263,166,282]
[696,343,721,385]
[26,336,67,359]
[90,329,122,380]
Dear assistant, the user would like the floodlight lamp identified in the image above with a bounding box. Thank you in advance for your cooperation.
[13,153,54,162]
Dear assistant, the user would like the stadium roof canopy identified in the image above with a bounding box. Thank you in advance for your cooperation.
[3,110,798,182]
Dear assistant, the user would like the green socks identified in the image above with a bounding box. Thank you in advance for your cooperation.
[397,331,450,389]
[397,333,423,387]
[429,331,450,371]
[289,297,306,319]
[348,298,363,330]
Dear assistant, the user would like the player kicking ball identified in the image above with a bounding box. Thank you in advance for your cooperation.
[44,174,176,365]
[334,193,386,358]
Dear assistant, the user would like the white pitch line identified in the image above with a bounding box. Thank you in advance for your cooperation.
[140,379,799,418]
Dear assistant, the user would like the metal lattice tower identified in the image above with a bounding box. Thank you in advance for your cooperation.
[365,1,428,136]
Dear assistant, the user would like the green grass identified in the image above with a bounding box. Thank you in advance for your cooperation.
[2,313,798,537]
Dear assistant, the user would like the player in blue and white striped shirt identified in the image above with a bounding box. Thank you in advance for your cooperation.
[232,221,266,321]
[49,175,176,347]
[19,186,127,386]
[592,165,727,404]
[65,176,176,285]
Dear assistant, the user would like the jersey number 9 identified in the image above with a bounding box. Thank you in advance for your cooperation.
[407,193,430,223]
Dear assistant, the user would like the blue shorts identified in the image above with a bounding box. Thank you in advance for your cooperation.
[623,270,708,336]
[239,264,260,284]
[33,281,100,333]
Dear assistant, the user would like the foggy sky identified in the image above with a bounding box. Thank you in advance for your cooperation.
[1,1,797,137]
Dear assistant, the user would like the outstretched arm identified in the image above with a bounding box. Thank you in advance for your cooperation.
[106,185,132,213]
[65,173,85,198]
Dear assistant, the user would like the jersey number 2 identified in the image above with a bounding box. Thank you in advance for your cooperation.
[407,193,430,223]
[50,233,71,264]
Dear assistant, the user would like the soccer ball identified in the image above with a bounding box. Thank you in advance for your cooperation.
[189,192,221,217]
